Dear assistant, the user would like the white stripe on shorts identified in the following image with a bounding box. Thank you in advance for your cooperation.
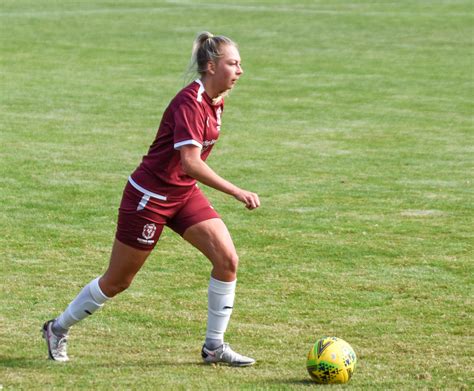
[137,194,150,211]
[128,176,167,207]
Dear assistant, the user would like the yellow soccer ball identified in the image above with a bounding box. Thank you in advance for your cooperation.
[306,337,357,384]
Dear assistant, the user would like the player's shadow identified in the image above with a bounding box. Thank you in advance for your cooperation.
[0,356,44,368]
[0,356,202,369]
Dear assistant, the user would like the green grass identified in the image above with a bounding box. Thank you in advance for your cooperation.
[1,0,473,389]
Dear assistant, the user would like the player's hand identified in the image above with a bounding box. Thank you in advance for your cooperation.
[233,189,260,210]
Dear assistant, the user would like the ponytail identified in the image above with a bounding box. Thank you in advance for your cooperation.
[186,31,237,79]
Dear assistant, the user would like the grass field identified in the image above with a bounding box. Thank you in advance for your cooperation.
[1,0,473,389]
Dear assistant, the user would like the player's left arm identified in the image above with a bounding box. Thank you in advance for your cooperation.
[180,145,260,210]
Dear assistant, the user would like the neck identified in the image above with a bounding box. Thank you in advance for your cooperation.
[200,75,221,99]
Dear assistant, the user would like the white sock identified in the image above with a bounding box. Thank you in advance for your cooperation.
[205,277,236,346]
[54,277,110,332]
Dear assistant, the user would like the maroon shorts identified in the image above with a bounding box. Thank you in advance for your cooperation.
[115,181,220,250]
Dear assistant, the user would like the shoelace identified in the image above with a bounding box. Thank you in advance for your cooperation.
[221,344,242,363]
[217,343,228,359]
[55,337,68,357]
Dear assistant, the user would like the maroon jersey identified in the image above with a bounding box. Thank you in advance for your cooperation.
[130,79,224,200]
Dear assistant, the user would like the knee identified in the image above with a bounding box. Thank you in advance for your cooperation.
[99,276,132,297]
[221,252,239,275]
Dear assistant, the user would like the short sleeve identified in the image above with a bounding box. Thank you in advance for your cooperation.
[173,100,205,150]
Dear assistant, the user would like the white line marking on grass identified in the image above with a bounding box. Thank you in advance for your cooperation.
[0,3,468,18]
[289,207,322,214]
[400,210,444,217]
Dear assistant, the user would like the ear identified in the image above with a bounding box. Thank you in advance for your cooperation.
[206,60,216,75]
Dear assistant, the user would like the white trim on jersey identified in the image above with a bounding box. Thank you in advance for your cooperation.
[174,139,203,150]
[195,79,205,103]
[128,176,167,201]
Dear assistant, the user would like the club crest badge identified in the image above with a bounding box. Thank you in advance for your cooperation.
[142,223,156,240]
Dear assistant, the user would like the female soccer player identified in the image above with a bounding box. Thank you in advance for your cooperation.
[42,32,260,366]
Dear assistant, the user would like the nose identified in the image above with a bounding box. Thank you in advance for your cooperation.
[237,64,243,75]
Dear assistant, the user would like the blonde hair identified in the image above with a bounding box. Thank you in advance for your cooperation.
[187,31,237,78]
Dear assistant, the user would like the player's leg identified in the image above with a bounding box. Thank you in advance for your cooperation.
[182,218,255,366]
[182,218,238,345]
[43,239,152,361]
[43,181,164,361]
[183,218,238,281]
[100,238,152,297]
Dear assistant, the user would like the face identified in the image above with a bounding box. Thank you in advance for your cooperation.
[208,44,243,94]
